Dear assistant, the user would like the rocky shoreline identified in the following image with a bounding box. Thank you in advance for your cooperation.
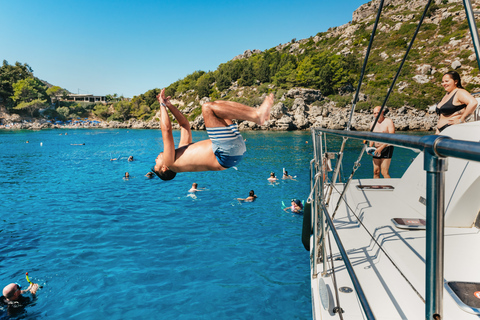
[1,88,444,132]
[0,107,440,132]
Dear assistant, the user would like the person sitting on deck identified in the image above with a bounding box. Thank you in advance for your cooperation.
[153,89,274,180]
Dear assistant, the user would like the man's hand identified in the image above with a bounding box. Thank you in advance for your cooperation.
[158,88,174,108]
[26,283,39,295]
[374,145,386,157]
[157,88,192,147]
[157,89,166,106]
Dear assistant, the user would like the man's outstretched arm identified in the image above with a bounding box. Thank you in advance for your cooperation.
[158,93,176,167]
[160,88,192,147]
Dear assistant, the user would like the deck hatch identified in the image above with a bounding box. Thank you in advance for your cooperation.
[391,218,426,230]
[446,281,480,314]
[356,185,394,190]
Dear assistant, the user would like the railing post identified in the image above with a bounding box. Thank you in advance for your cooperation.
[310,130,326,279]
[311,130,320,279]
[423,136,448,320]
[312,173,319,278]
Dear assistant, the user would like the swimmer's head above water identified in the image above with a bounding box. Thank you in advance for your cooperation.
[153,153,177,181]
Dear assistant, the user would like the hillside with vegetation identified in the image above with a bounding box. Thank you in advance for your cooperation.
[1,0,479,130]
[160,0,479,112]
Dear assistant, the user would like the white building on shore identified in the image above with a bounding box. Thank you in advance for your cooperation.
[64,94,107,104]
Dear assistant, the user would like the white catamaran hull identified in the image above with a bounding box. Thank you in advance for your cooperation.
[310,122,480,319]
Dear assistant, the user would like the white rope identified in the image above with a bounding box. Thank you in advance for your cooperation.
[307,172,322,204]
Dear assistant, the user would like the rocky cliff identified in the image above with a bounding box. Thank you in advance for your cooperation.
[176,87,440,132]
[152,0,479,132]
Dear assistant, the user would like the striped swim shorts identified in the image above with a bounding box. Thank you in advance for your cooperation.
[206,124,246,168]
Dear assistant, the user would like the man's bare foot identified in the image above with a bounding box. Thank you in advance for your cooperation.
[257,93,274,125]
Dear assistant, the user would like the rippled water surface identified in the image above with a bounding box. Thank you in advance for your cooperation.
[0,128,421,319]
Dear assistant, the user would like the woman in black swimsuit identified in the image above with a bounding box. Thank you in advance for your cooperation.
[436,71,477,133]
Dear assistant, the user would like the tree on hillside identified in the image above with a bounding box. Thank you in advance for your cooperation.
[176,71,205,93]
[112,100,132,121]
[56,106,70,119]
[272,61,297,89]
[11,77,50,116]
[215,69,231,91]
[296,56,318,87]
[0,60,34,108]
[93,104,111,120]
[238,62,255,87]
[46,86,67,106]
[255,58,270,83]
[164,82,179,98]
[12,77,49,103]
[196,73,213,98]
[106,93,122,102]
[228,60,245,83]
[14,99,49,117]
[142,89,161,107]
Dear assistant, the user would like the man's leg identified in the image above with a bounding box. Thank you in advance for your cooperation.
[372,159,382,179]
[202,94,273,127]
[380,158,392,178]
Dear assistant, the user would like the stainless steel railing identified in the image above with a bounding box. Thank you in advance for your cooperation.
[309,127,480,320]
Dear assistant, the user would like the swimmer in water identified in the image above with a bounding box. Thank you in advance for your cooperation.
[284,199,303,213]
[267,172,278,182]
[237,190,257,202]
[282,170,294,180]
[189,183,205,192]
[145,172,154,179]
[1,281,40,316]
[124,172,130,180]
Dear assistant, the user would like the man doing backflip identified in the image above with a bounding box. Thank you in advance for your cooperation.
[153,89,274,180]
[369,106,395,179]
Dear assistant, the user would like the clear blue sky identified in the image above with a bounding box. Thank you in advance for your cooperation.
[0,0,368,98]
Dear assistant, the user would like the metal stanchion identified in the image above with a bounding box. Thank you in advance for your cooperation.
[424,137,448,320]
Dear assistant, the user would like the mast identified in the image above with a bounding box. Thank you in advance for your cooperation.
[463,0,480,71]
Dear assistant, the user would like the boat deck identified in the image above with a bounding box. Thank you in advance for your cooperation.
[312,178,480,319]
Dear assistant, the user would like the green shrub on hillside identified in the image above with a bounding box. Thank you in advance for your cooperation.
[93,104,111,120]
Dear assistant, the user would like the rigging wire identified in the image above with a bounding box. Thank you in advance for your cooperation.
[330,0,434,218]
[325,0,385,205]
[347,0,386,130]
[371,0,434,130]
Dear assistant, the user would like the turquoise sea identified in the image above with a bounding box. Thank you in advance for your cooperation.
[0,128,421,319]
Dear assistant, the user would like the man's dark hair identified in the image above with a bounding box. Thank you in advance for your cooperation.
[153,168,177,181]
